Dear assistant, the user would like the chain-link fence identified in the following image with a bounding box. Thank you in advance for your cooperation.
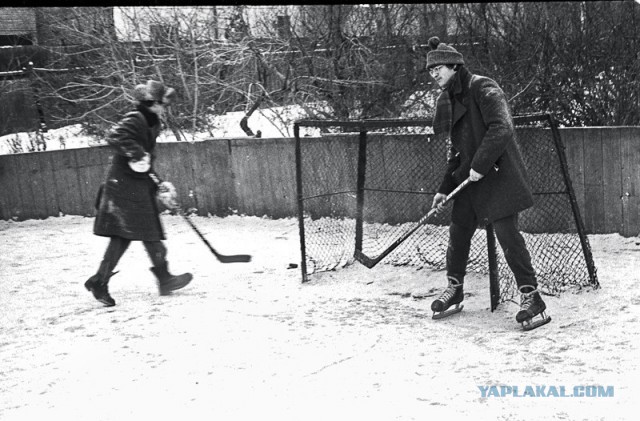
[294,115,599,307]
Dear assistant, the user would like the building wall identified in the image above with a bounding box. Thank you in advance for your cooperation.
[34,7,115,47]
[111,5,453,42]
[0,7,37,42]
[114,6,230,42]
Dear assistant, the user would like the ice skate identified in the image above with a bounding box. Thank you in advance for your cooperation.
[151,263,192,296]
[84,271,118,307]
[516,286,551,331]
[431,276,464,319]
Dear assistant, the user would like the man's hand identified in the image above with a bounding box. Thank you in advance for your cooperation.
[431,192,447,214]
[469,168,484,182]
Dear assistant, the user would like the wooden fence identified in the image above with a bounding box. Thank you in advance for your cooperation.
[562,127,640,236]
[1,127,639,236]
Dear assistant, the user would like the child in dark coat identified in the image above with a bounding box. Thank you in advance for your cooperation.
[85,80,191,307]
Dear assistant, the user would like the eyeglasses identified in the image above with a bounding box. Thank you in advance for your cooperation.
[429,65,445,76]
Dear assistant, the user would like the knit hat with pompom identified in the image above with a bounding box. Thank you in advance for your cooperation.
[426,37,464,69]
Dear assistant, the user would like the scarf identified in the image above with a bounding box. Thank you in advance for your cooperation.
[433,86,453,145]
[136,103,160,128]
[432,68,464,147]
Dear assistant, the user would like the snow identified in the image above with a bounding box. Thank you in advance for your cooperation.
[1,214,639,420]
[0,104,321,155]
[0,124,101,155]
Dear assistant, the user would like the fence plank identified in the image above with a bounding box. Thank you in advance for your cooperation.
[36,152,60,217]
[13,153,42,219]
[206,139,238,215]
[189,141,217,215]
[582,129,605,233]
[260,138,296,218]
[51,149,83,216]
[560,128,586,228]
[247,139,273,216]
[227,139,251,215]
[601,127,623,233]
[71,148,90,216]
[29,153,50,218]
[0,155,23,219]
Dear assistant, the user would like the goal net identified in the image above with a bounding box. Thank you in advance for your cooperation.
[293,115,599,308]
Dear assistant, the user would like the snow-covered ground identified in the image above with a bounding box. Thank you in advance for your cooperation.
[1,215,638,420]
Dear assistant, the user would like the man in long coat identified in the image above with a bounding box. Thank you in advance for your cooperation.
[426,37,550,330]
[85,80,191,307]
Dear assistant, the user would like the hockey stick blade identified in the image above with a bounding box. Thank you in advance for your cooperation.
[181,214,252,263]
[353,249,379,269]
[354,177,473,269]
[148,173,252,263]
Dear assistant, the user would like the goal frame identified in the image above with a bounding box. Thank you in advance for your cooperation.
[294,114,598,310]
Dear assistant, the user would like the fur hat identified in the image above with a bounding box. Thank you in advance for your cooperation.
[426,37,464,69]
[132,80,176,105]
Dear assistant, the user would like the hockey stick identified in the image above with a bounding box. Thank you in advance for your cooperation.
[354,177,473,269]
[147,173,252,263]
[179,212,252,263]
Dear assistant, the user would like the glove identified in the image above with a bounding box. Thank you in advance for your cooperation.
[129,152,151,173]
[157,181,178,210]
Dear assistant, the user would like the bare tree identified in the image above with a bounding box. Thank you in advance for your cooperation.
[449,2,640,126]
[242,3,442,129]
[32,6,262,139]
[22,2,640,141]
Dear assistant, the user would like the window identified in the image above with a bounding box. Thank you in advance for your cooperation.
[0,34,34,46]
[149,24,178,43]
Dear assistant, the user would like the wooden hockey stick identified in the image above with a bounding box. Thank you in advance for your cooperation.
[178,211,252,263]
[147,173,252,263]
[354,177,473,269]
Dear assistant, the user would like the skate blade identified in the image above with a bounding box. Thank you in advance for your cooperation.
[432,304,464,320]
[521,313,551,331]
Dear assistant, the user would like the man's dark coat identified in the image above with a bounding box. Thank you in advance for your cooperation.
[435,67,534,227]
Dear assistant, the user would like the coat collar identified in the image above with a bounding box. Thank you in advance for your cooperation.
[448,66,471,97]
[136,104,160,128]
[449,66,471,127]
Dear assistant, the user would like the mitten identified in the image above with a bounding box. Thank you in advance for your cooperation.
[157,181,178,210]
[129,152,151,173]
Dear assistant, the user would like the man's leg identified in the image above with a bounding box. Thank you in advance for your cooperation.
[431,221,477,318]
[446,221,478,283]
[492,214,536,288]
[493,214,550,330]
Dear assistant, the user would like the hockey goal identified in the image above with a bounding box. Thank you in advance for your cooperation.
[293,114,599,309]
